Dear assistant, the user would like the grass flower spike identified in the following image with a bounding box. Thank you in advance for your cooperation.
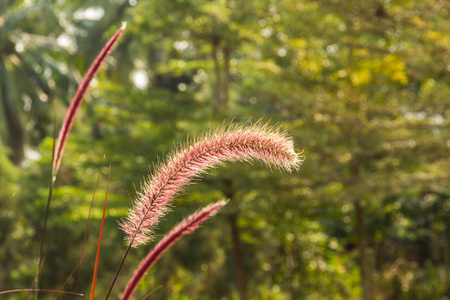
[121,200,227,300]
[53,23,125,175]
[121,121,303,247]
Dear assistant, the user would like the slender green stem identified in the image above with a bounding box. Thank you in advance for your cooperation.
[75,159,105,299]
[26,241,52,300]
[38,177,54,269]
[31,98,57,300]
[0,193,15,211]
[0,289,83,296]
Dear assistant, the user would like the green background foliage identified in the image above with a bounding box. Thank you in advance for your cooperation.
[0,0,449,299]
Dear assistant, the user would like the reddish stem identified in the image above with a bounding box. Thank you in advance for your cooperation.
[90,164,111,300]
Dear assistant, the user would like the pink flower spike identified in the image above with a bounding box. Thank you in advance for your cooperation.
[121,200,227,300]
[121,121,304,247]
[53,23,126,175]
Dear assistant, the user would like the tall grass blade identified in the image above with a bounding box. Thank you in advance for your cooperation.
[0,289,83,297]
[89,164,111,300]
[35,93,57,300]
[27,242,52,300]
[53,257,84,300]
[74,156,105,299]
[142,286,162,300]
[0,193,15,211]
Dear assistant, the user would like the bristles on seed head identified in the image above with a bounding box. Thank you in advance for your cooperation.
[121,121,304,247]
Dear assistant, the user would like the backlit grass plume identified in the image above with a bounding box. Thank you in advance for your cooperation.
[53,23,125,175]
[121,121,303,247]
[121,200,227,300]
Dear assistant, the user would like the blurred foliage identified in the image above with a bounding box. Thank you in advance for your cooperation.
[0,0,449,299]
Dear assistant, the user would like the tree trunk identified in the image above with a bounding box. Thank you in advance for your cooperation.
[444,240,450,297]
[150,37,169,89]
[0,56,24,165]
[211,37,224,109]
[228,213,248,300]
[222,46,231,105]
[355,199,372,300]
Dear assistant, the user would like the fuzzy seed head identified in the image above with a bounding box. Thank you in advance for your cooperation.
[121,121,304,247]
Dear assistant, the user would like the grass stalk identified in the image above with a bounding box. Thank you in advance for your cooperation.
[0,289,83,297]
[0,193,15,211]
[90,164,112,300]
[74,156,106,299]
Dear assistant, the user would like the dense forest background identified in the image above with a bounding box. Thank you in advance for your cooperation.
[0,0,449,299]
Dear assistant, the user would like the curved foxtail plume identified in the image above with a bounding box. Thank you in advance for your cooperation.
[121,200,227,300]
[53,23,126,175]
[121,121,304,247]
